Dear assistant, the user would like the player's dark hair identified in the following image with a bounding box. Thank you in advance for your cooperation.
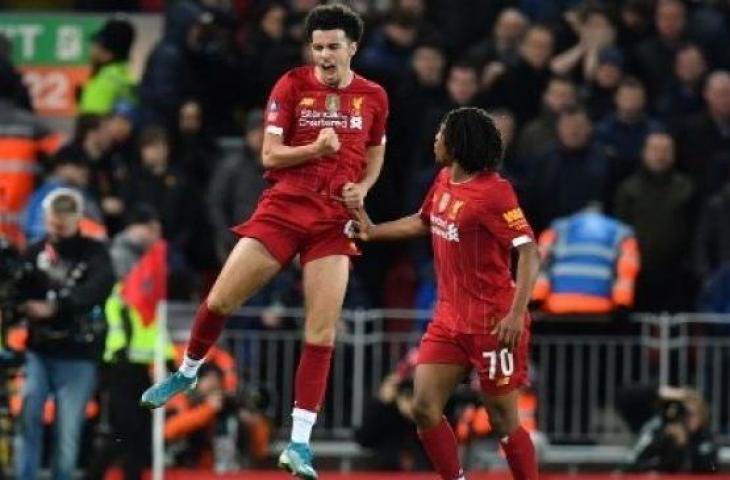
[441,107,503,174]
[304,3,364,43]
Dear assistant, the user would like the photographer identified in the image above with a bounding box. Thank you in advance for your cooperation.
[626,386,718,473]
[164,357,272,471]
[15,188,114,480]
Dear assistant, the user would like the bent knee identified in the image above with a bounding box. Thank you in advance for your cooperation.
[485,406,519,438]
[411,397,442,429]
[205,294,238,316]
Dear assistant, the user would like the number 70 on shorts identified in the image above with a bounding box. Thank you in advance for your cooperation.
[483,348,514,380]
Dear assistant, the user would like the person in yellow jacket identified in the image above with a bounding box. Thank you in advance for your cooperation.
[87,206,172,480]
[79,19,136,114]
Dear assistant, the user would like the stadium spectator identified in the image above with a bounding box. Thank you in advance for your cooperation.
[173,100,220,191]
[138,0,208,126]
[0,72,63,247]
[466,8,529,73]
[532,206,640,315]
[286,0,320,43]
[108,204,163,279]
[87,205,166,480]
[633,0,692,98]
[694,167,730,281]
[207,109,266,264]
[616,0,653,48]
[595,77,663,191]
[356,374,428,471]
[165,363,228,469]
[423,0,498,54]
[357,9,421,91]
[405,63,480,212]
[100,101,139,233]
[626,386,718,473]
[525,106,609,232]
[489,108,517,163]
[484,25,555,125]
[15,189,114,480]
[516,76,577,159]
[78,18,136,115]
[549,4,617,83]
[698,263,730,314]
[689,0,730,71]
[0,35,32,111]
[245,3,301,109]
[173,100,220,283]
[580,47,625,121]
[676,71,730,198]
[655,44,708,123]
[614,132,695,312]
[164,362,272,471]
[22,154,106,244]
[119,126,195,297]
[53,114,115,202]
[390,42,447,209]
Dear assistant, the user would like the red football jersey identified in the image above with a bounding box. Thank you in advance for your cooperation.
[263,66,389,196]
[420,168,535,334]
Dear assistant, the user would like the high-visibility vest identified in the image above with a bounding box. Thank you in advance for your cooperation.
[79,61,136,114]
[0,102,63,247]
[103,284,174,365]
[532,211,640,313]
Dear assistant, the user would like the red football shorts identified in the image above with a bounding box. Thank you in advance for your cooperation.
[417,318,531,396]
[231,186,360,266]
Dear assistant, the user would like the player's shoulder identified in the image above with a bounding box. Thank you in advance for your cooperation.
[352,73,388,98]
[276,66,313,86]
[474,170,512,188]
[472,171,516,200]
[434,167,450,185]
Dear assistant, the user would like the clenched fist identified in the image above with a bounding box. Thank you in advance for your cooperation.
[315,127,341,155]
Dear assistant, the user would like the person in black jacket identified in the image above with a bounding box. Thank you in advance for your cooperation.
[15,188,114,480]
[626,386,718,473]
[138,1,206,127]
[614,131,695,312]
[356,374,428,471]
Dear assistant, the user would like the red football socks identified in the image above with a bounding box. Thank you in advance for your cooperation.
[501,426,538,480]
[294,342,334,411]
[186,302,227,360]
[418,417,464,480]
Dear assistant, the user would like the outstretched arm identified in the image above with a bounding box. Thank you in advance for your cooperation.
[348,209,429,242]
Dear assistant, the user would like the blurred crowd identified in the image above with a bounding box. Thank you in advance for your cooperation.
[2,0,730,315]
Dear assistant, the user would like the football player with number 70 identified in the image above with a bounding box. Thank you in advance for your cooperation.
[347,107,541,480]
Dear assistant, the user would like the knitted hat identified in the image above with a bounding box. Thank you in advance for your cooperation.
[92,18,136,60]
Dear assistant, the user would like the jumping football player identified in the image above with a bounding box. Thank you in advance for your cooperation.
[140,5,388,479]
[349,107,540,480]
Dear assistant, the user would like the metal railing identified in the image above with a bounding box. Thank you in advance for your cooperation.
[163,304,730,446]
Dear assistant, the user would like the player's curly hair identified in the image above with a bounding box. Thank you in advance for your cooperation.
[304,3,364,43]
[441,107,503,174]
